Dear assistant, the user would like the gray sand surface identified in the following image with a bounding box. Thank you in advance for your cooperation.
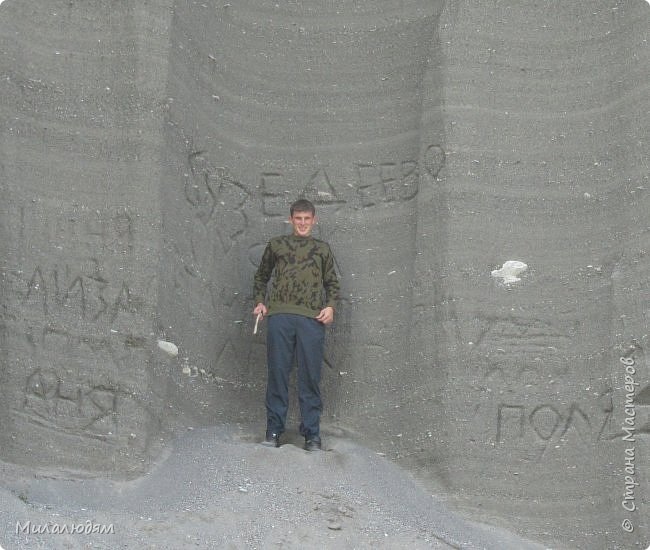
[0,1,648,548]
[0,424,545,549]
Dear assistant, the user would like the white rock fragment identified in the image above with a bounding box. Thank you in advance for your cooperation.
[157,339,179,357]
[491,260,528,284]
[182,366,192,375]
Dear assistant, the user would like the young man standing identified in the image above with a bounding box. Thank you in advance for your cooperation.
[253,199,340,451]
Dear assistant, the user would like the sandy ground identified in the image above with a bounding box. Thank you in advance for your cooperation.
[0,424,548,550]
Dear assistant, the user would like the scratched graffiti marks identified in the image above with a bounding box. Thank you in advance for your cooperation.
[12,261,144,324]
[262,168,347,218]
[20,260,107,319]
[301,168,346,211]
[423,145,446,178]
[493,400,616,462]
[497,403,597,446]
[16,204,135,256]
[468,314,614,455]
[470,316,576,384]
[355,160,419,207]
[261,160,418,214]
[80,207,135,255]
[261,172,291,217]
[183,144,445,222]
[24,368,118,437]
[19,327,129,439]
[260,149,444,215]
[185,152,251,253]
[353,146,445,206]
[263,168,353,217]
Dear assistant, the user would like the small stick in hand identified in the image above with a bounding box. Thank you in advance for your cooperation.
[253,312,262,335]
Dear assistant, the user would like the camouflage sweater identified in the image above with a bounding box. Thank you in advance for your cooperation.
[253,235,340,318]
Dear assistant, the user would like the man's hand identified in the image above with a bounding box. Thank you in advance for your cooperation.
[253,303,268,318]
[315,306,334,325]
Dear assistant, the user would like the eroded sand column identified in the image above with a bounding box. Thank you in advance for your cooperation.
[411,2,650,547]
[0,1,173,476]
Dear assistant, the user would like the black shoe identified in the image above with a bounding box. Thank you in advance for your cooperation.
[304,436,322,451]
[262,433,280,448]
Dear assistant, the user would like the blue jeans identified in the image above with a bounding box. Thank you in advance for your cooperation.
[266,313,325,440]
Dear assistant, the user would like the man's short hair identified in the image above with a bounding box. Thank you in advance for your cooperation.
[290,199,316,216]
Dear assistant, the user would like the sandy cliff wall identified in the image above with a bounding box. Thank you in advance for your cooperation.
[0,1,647,547]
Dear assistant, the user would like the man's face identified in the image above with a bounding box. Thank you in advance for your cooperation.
[289,210,316,237]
